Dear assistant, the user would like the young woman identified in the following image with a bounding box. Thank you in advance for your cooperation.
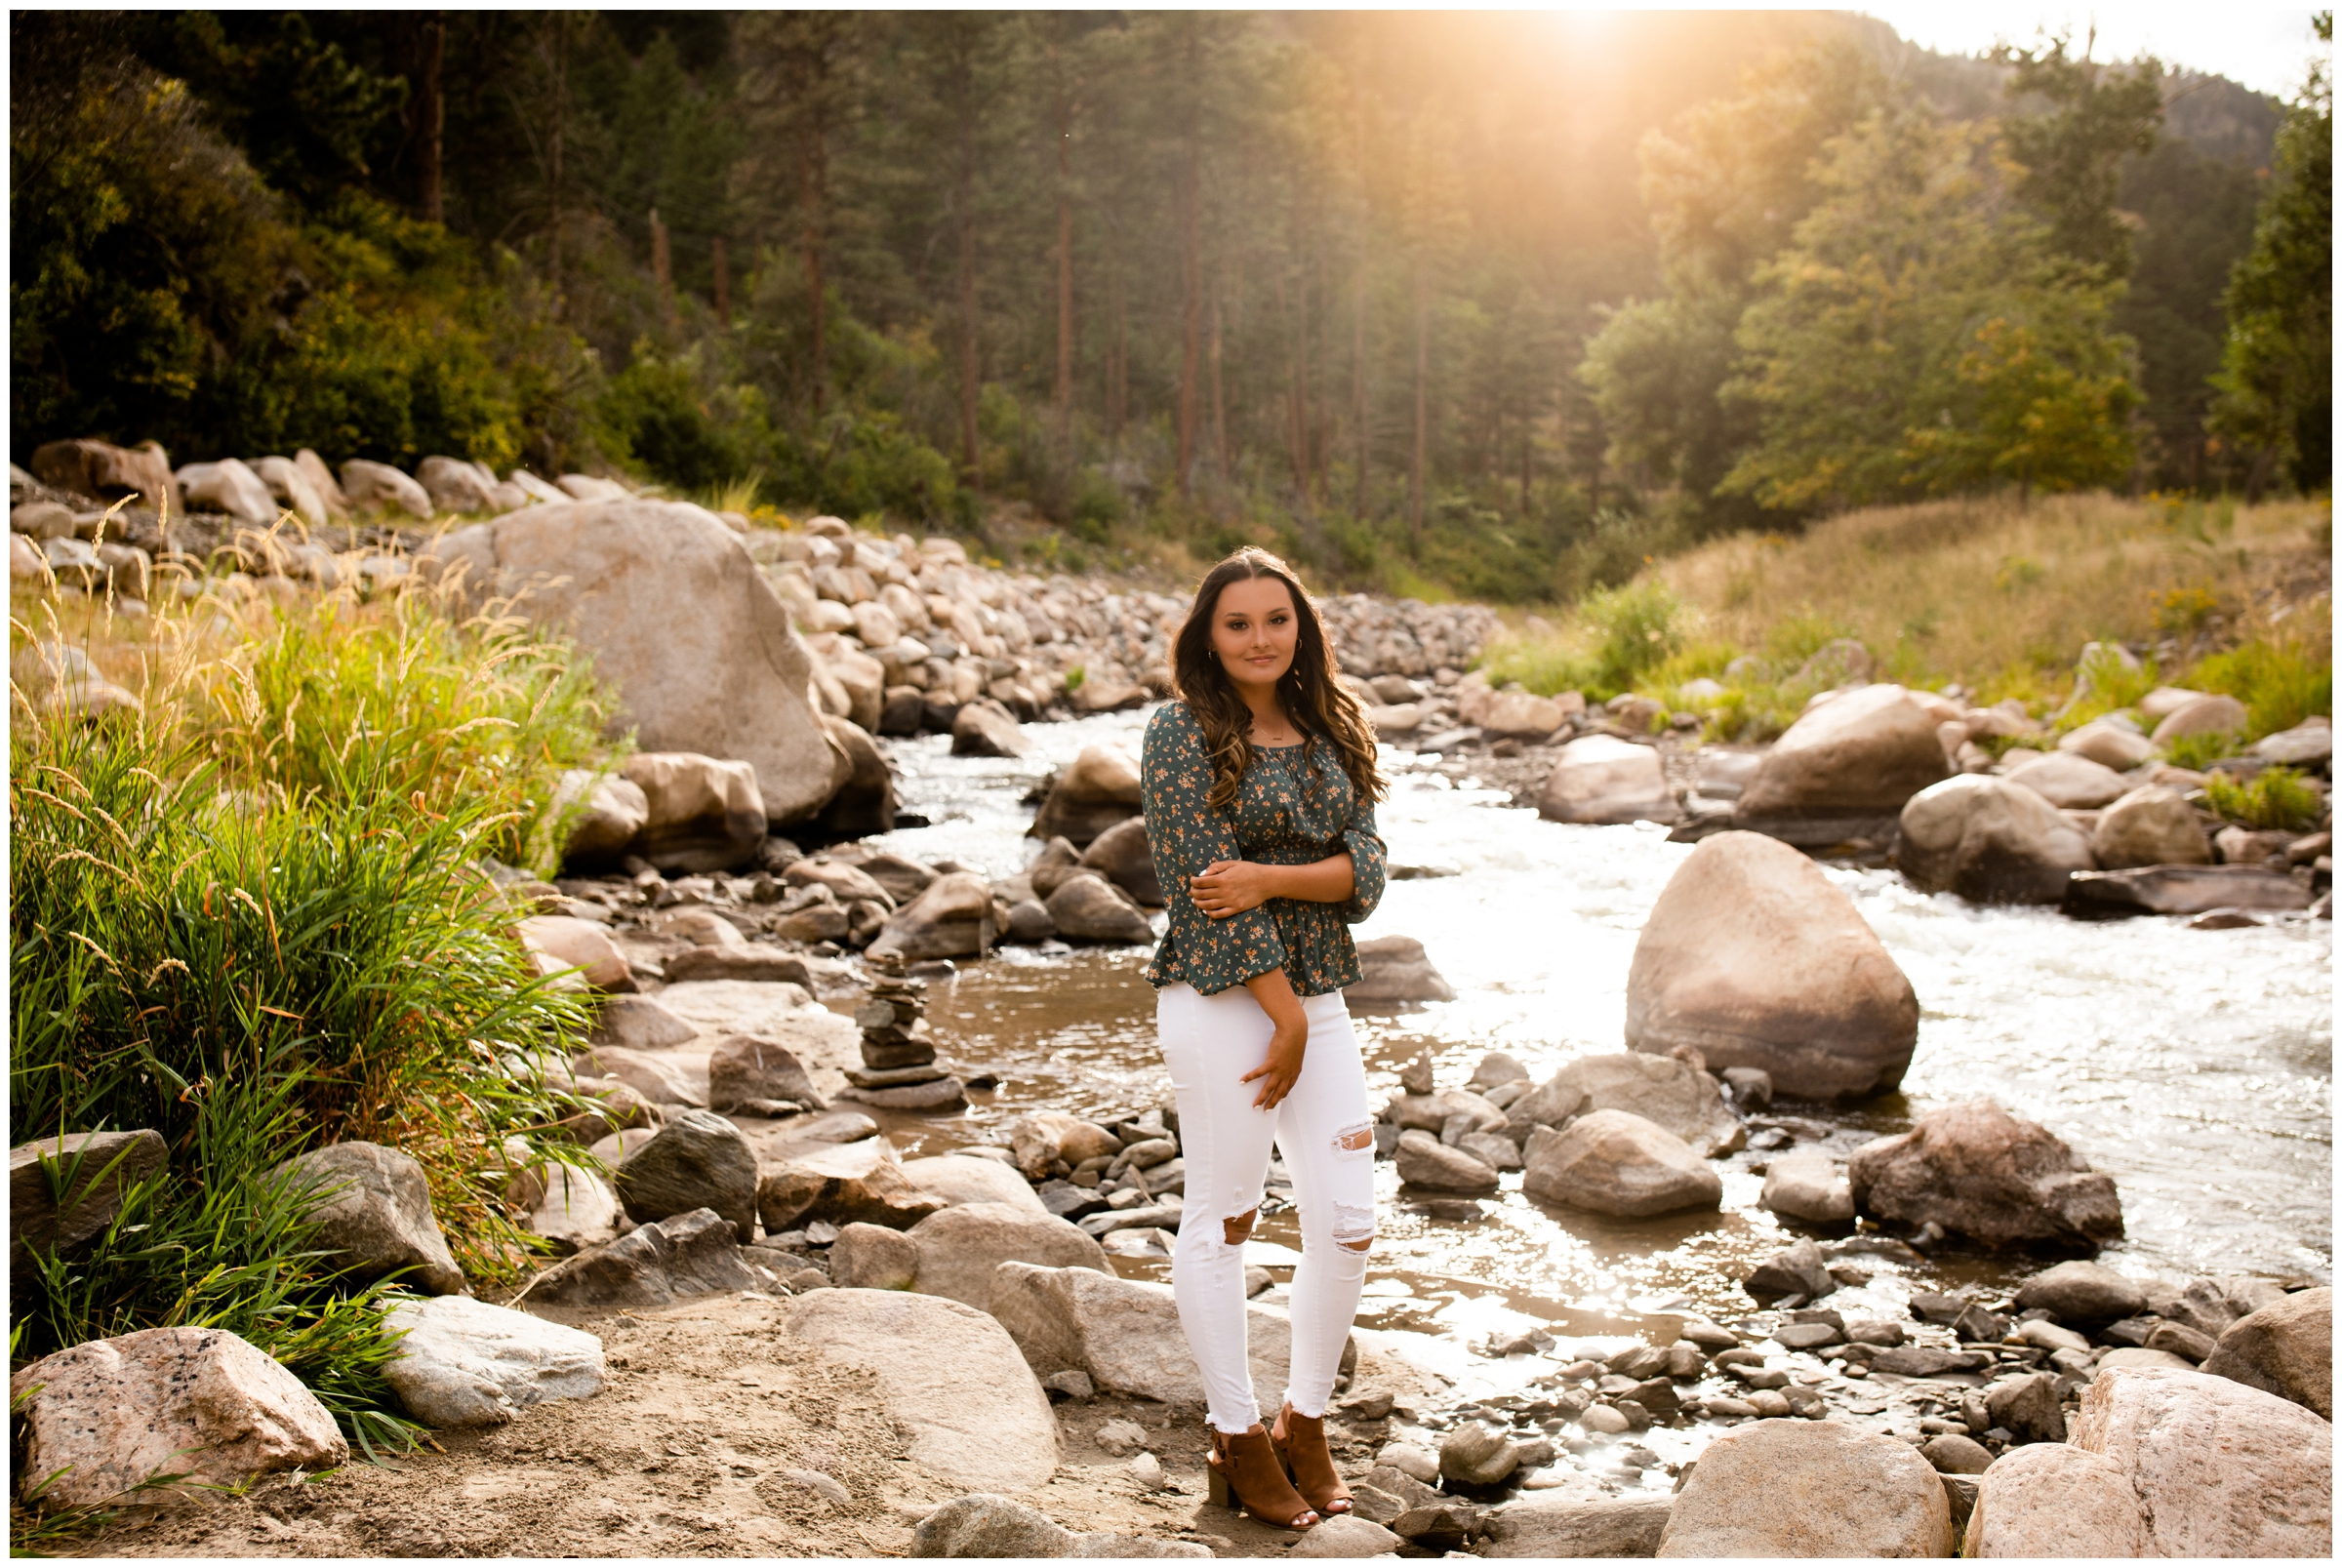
[1140,546,1388,1531]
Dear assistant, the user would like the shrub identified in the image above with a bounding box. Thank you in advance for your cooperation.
[2161,728,2246,771]
[2203,766,2325,831]
[2187,636,2333,739]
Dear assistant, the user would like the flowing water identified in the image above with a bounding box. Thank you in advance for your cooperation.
[852,704,2332,1421]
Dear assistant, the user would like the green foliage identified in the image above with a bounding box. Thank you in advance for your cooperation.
[1993,34,2166,279]
[596,344,768,492]
[2188,636,2334,739]
[1722,111,2141,510]
[2052,647,2162,732]
[9,702,590,1285]
[2203,766,2324,831]
[1482,581,1688,701]
[2161,727,2246,770]
[2209,15,2333,494]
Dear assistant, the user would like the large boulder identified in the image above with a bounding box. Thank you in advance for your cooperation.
[10,1128,167,1261]
[1519,1110,1721,1218]
[2066,1364,2332,1557]
[1479,1497,1673,1558]
[950,698,1030,758]
[620,752,767,873]
[2200,1287,2330,1419]
[292,449,350,517]
[2001,751,2131,809]
[787,1288,1060,1495]
[1030,745,1143,846]
[29,437,181,517]
[10,1327,347,1508]
[1504,1052,1740,1157]
[421,502,849,824]
[177,459,278,525]
[518,915,632,989]
[757,1139,947,1232]
[1897,775,2095,905]
[2064,864,2309,917]
[252,455,328,527]
[2150,693,2248,744]
[868,871,995,963]
[901,1154,1048,1214]
[2090,784,2211,869]
[527,1206,755,1306]
[1624,831,1918,1100]
[523,1163,621,1253]
[1847,1099,2122,1252]
[1346,935,1456,1007]
[657,982,862,1074]
[989,1261,1350,1407]
[2058,718,2156,772]
[1656,1418,1953,1557]
[1078,817,1162,906]
[1481,690,1569,740]
[340,459,433,519]
[268,1142,464,1294]
[904,1203,1110,1311]
[1394,1130,1501,1192]
[611,1109,760,1243]
[909,1495,1073,1556]
[1735,685,1952,820]
[1758,1149,1855,1223]
[550,769,650,864]
[382,1296,604,1428]
[1045,872,1155,944]
[707,1035,824,1113]
[811,712,897,837]
[1536,736,1678,825]
[2012,1261,2147,1324]
[1963,1443,2154,1557]
[417,456,498,515]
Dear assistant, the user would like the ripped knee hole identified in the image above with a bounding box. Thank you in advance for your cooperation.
[1222,1209,1258,1246]
[1338,1234,1373,1254]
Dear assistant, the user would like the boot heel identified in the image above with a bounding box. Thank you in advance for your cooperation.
[1206,1458,1232,1509]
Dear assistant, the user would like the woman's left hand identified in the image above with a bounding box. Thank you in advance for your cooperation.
[1191,860,1278,919]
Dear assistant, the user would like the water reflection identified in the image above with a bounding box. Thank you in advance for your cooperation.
[863,704,2331,1353]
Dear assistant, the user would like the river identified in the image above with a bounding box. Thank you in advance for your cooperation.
[853,704,2331,1426]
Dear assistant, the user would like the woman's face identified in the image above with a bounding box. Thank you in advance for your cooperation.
[1209,576,1300,692]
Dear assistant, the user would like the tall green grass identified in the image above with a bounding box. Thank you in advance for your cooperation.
[2189,636,2333,740]
[2204,767,2324,831]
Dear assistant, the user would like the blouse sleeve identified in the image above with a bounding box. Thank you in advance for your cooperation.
[1340,789,1387,925]
[1142,706,1287,993]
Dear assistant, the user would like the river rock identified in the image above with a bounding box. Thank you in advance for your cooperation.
[1735,685,1952,820]
[1284,1515,1404,1557]
[1536,735,1678,824]
[788,1288,1059,1494]
[382,1296,603,1428]
[2064,863,2310,916]
[1077,817,1162,905]
[1759,1150,1854,1223]
[1011,1113,1123,1178]
[905,1203,1110,1312]
[2058,718,2157,772]
[1656,1417,1953,1557]
[421,502,847,824]
[416,456,497,514]
[2002,751,2131,810]
[340,458,433,518]
[950,698,1030,758]
[1986,1371,2065,1443]
[1439,1420,1525,1486]
[989,1261,1348,1408]
[2013,1260,2147,1324]
[2150,693,2248,744]
[2072,1364,2332,1556]
[656,982,863,1072]
[1481,1496,1672,1557]
[2090,784,2211,868]
[176,459,278,525]
[525,1163,621,1252]
[612,1109,759,1243]
[1921,1433,1993,1475]
[902,1155,1048,1214]
[1395,1130,1501,1193]
[9,1327,347,1508]
[1626,831,1918,1099]
[552,769,651,864]
[707,1035,824,1113]
[289,448,349,516]
[572,1043,708,1106]
[1030,745,1143,846]
[518,915,632,990]
[1505,1052,1741,1157]
[250,455,328,527]
[812,711,897,837]
[1045,871,1155,944]
[1345,935,1456,1006]
[1897,775,2095,905]
[2253,718,2333,765]
[2200,1287,2330,1418]
[757,1138,946,1232]
[29,436,181,518]
[620,752,767,873]
[1742,1238,1833,1302]
[2098,1346,2195,1373]
[1964,1443,2151,1557]
[1520,1109,1721,1218]
[10,1128,167,1260]
[829,1222,920,1291]
[869,871,997,962]
[1848,1098,2121,1251]
[269,1142,464,1294]
[529,1207,753,1305]
[909,1494,1073,1556]
[665,944,818,985]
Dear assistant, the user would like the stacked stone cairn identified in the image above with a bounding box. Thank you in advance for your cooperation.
[840,958,965,1111]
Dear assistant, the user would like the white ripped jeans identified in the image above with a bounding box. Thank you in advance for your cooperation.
[1156,981,1377,1436]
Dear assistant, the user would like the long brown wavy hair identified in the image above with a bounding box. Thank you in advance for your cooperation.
[1171,547,1386,811]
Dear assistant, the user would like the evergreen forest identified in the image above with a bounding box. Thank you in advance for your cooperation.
[11,10,2331,601]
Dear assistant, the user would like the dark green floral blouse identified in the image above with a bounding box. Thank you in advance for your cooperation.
[1141,702,1387,997]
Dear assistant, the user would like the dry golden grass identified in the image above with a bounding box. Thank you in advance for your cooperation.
[1652,491,2332,689]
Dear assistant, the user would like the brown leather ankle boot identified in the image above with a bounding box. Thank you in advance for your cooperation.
[1269,1401,1353,1516]
[1207,1424,1319,1530]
